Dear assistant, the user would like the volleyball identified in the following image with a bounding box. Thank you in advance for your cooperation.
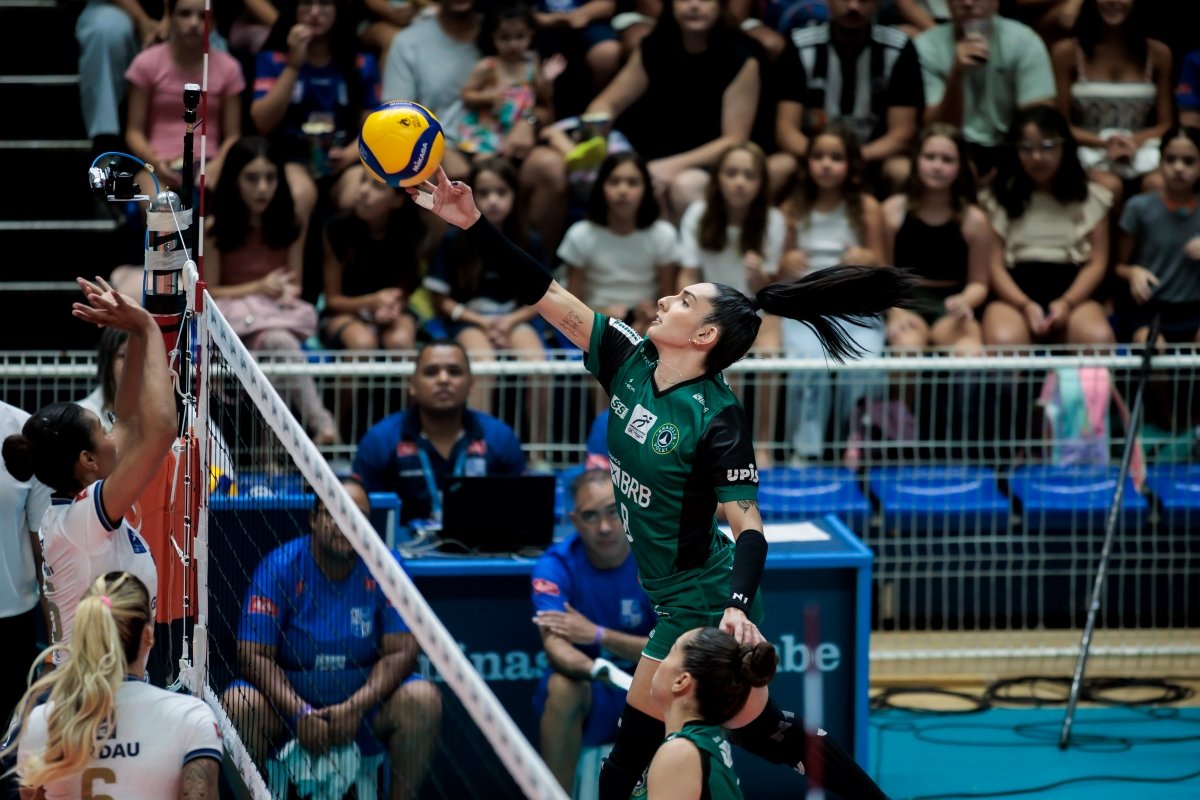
[358,100,445,188]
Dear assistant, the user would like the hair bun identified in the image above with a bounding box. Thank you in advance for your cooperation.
[740,641,779,688]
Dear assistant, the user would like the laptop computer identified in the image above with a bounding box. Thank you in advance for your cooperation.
[437,475,557,554]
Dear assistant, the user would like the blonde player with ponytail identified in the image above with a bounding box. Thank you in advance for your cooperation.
[4,572,221,799]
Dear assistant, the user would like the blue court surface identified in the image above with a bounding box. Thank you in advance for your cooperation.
[869,706,1200,799]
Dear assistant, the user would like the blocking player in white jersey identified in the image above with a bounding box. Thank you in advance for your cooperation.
[5,571,222,799]
[1,278,176,664]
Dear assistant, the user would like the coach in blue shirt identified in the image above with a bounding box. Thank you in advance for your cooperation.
[224,481,442,798]
[531,468,655,792]
[352,340,526,526]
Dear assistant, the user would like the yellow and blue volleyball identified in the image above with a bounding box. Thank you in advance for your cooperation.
[358,100,445,188]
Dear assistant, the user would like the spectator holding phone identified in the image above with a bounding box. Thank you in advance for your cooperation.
[915,0,1056,180]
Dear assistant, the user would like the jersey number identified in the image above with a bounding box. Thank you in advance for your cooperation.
[83,767,117,800]
[619,502,631,543]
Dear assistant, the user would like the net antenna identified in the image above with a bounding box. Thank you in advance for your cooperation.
[1058,315,1160,749]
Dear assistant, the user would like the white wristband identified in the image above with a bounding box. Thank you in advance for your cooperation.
[450,304,465,321]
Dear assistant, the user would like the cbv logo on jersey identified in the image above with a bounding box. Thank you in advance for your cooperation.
[624,404,657,444]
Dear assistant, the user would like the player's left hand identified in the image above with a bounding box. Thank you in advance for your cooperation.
[533,602,598,645]
[720,607,765,646]
[324,702,363,744]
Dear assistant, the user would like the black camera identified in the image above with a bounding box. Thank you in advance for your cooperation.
[87,158,140,200]
[183,83,201,112]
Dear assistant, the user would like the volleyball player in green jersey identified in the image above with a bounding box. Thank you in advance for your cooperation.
[412,168,899,800]
[647,627,778,800]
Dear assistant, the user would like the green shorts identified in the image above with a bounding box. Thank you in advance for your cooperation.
[639,546,765,661]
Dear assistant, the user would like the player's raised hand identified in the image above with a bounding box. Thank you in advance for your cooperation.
[408,166,483,230]
[72,276,152,332]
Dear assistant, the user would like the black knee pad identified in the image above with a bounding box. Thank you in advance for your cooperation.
[729,700,889,800]
[598,704,665,800]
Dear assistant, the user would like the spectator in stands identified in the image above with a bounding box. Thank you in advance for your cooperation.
[780,121,886,462]
[423,158,551,418]
[915,0,1056,180]
[678,143,788,465]
[0,401,50,725]
[1116,126,1200,345]
[531,468,654,792]
[1008,0,1081,44]
[382,0,482,180]
[531,0,622,95]
[458,2,566,159]
[207,136,336,444]
[883,123,991,352]
[6,572,221,799]
[1050,0,1174,201]
[775,0,925,195]
[124,0,246,194]
[561,152,679,335]
[1,278,174,667]
[584,0,762,221]
[352,340,527,527]
[75,0,166,158]
[320,170,429,351]
[251,0,380,219]
[223,481,441,799]
[645,627,777,800]
[980,105,1115,347]
[359,0,426,57]
[1177,48,1200,130]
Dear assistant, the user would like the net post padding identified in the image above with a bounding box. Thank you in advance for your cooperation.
[201,293,568,800]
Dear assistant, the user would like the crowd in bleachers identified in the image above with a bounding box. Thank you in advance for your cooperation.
[78,0,1200,462]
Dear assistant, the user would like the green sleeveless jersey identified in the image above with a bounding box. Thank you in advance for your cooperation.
[664,722,744,800]
[585,314,760,588]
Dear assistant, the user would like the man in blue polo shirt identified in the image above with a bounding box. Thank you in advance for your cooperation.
[532,468,654,792]
[223,481,442,799]
[352,340,526,527]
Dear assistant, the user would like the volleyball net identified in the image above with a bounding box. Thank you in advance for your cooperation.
[191,294,567,799]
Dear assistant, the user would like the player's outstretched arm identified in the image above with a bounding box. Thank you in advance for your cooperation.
[409,167,596,350]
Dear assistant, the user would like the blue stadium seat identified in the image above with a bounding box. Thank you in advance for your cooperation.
[1008,465,1148,533]
[867,466,1010,535]
[1145,464,1200,530]
[756,466,871,532]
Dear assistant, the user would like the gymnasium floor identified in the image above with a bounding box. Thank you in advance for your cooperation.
[866,630,1200,799]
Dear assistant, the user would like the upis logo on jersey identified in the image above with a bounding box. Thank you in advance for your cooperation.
[624,404,657,444]
[691,392,708,412]
[610,395,630,419]
[608,316,642,345]
[651,423,679,455]
[726,462,759,483]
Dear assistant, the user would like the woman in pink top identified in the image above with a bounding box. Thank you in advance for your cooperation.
[125,0,246,193]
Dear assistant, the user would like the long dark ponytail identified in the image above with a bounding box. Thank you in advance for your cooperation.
[703,266,914,373]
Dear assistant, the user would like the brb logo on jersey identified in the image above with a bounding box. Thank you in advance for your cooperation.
[624,404,657,444]
[651,423,679,455]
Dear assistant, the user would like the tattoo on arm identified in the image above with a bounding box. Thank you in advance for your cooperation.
[561,310,585,336]
[736,499,758,512]
[180,757,218,800]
